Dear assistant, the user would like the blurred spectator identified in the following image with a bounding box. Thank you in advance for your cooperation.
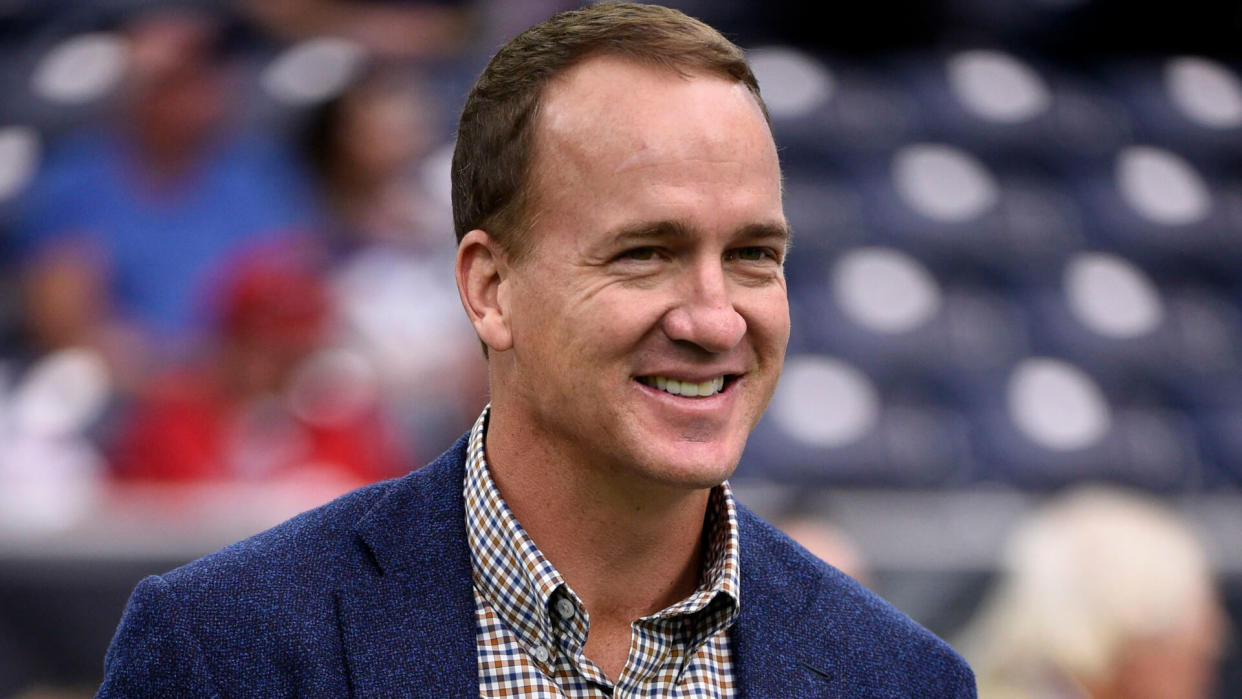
[958,487,1227,699]
[303,67,440,254]
[302,69,485,462]
[110,244,405,485]
[0,347,110,533]
[14,8,316,380]
[238,0,477,60]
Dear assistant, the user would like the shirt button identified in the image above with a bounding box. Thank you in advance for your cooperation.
[533,645,550,663]
[555,598,576,620]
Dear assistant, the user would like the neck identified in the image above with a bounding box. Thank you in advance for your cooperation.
[484,402,712,623]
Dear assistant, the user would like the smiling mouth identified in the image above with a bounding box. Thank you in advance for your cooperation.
[636,375,735,398]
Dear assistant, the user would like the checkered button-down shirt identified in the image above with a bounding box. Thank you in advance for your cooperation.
[464,407,741,698]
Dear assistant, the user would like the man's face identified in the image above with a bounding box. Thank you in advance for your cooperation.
[495,55,789,491]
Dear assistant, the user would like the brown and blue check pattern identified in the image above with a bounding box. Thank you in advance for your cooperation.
[464,406,741,697]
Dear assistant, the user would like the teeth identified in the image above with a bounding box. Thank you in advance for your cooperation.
[640,375,727,398]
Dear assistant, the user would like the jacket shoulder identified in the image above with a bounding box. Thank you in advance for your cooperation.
[99,479,397,696]
[162,432,469,593]
[160,476,394,591]
[737,506,976,697]
[100,435,473,695]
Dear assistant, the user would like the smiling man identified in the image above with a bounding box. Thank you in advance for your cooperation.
[99,3,975,696]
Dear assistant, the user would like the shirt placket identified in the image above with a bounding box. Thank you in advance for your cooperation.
[547,588,616,694]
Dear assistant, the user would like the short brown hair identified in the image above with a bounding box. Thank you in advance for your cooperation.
[451,1,768,259]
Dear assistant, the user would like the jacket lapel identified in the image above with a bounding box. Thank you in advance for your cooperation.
[333,442,838,697]
[732,505,835,697]
[335,437,479,698]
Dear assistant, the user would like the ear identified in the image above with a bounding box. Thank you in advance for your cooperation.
[456,229,513,353]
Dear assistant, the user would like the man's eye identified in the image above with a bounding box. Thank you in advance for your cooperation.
[731,247,775,262]
[621,247,658,261]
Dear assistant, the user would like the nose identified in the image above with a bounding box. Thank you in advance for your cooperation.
[661,260,746,353]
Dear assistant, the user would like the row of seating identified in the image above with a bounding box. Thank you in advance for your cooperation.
[738,47,1242,489]
[3,19,1242,490]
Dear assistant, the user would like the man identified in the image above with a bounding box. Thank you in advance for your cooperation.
[99,3,976,696]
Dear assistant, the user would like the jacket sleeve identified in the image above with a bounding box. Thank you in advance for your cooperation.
[97,575,221,698]
[954,659,979,698]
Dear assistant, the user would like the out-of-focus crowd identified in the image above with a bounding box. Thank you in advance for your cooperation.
[0,1,566,525]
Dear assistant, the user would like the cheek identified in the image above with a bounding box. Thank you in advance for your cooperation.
[509,281,626,367]
[744,289,791,348]
[508,274,568,337]
[576,285,670,341]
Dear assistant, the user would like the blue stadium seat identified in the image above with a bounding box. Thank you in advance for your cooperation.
[854,145,1084,282]
[958,358,1201,489]
[1104,57,1242,168]
[791,247,1031,382]
[736,354,973,487]
[1071,145,1242,275]
[893,50,1129,168]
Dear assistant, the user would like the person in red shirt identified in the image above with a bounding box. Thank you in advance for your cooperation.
[111,244,405,484]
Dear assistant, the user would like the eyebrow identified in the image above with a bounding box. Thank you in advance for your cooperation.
[609,219,793,249]
[737,221,794,251]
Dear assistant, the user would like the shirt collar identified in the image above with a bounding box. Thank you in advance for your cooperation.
[463,405,741,659]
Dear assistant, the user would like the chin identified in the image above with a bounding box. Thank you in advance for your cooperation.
[633,439,746,490]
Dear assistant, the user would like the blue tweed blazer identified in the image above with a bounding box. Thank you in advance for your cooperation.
[98,434,976,697]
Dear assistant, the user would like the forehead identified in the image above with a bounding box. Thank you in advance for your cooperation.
[533,55,777,186]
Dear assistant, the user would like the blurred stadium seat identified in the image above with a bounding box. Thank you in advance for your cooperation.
[737,352,974,487]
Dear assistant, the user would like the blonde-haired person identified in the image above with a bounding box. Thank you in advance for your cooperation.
[959,487,1226,699]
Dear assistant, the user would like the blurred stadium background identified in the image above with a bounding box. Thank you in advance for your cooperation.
[1,0,1241,695]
